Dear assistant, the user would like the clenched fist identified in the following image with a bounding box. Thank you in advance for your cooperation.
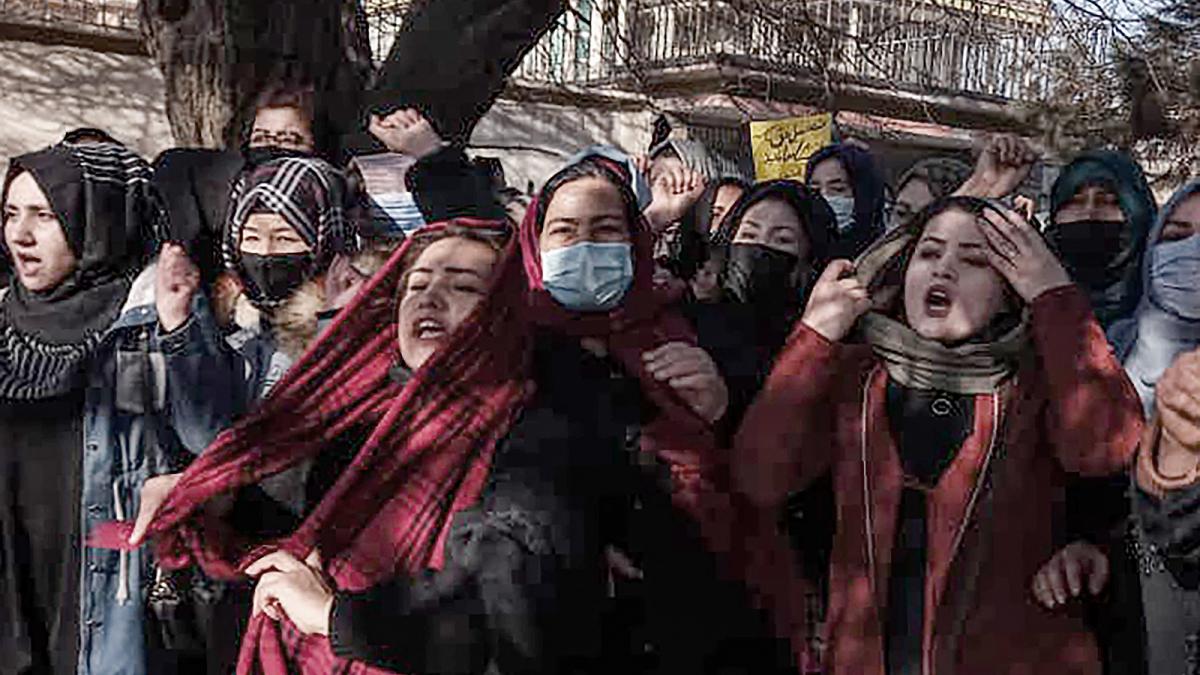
[156,243,200,333]
[368,108,446,160]
[800,260,872,343]
[1155,348,1200,477]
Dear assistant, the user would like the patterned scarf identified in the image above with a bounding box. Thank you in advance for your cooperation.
[0,141,165,400]
[141,220,534,674]
[224,156,355,309]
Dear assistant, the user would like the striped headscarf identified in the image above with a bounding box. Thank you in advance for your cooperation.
[0,141,165,399]
[223,157,356,307]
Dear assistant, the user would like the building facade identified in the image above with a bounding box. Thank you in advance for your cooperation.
[0,0,1107,193]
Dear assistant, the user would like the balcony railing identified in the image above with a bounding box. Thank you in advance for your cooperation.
[513,0,1098,104]
[0,0,138,32]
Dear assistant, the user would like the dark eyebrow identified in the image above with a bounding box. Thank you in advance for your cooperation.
[918,235,947,245]
[959,242,986,250]
[410,265,486,279]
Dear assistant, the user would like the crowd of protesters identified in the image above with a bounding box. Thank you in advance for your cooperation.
[5,77,1200,675]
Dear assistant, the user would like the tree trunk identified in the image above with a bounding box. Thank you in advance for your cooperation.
[140,0,564,155]
[368,0,566,145]
[138,0,372,155]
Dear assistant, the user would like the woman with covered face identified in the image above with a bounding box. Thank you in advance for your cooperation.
[714,180,835,333]
[1047,150,1157,331]
[0,141,178,674]
[690,180,836,430]
[154,156,367,459]
[1030,180,1200,675]
[733,196,1143,674]
[520,150,793,674]
[805,142,887,259]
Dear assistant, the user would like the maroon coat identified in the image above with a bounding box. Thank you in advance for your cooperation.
[733,286,1144,675]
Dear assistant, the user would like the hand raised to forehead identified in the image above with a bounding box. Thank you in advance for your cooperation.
[977,204,1070,302]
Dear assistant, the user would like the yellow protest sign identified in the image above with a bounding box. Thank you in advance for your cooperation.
[749,113,834,181]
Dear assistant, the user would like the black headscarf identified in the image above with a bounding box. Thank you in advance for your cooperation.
[659,176,752,282]
[0,142,165,399]
[804,143,887,259]
[712,179,836,318]
[1047,149,1157,328]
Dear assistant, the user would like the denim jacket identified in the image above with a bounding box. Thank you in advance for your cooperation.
[76,264,237,675]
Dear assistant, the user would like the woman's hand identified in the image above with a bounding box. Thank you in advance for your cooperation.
[155,244,200,333]
[245,551,334,636]
[1155,349,1200,476]
[957,134,1037,199]
[800,260,872,343]
[644,166,707,232]
[368,108,446,160]
[978,204,1071,302]
[128,472,183,546]
[644,342,729,423]
[1031,541,1109,609]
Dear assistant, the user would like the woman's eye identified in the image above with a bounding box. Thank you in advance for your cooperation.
[454,285,483,294]
[964,256,989,267]
[917,247,939,259]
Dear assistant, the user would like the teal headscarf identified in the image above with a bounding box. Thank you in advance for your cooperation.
[1048,150,1157,328]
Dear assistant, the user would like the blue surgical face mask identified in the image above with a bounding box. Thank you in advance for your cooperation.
[1151,233,1200,320]
[541,241,634,312]
[824,195,856,233]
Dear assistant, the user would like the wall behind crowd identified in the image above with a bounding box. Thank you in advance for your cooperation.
[470,98,655,193]
[0,40,173,162]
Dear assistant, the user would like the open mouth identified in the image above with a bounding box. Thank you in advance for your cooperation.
[14,253,41,272]
[413,317,447,340]
[924,286,953,318]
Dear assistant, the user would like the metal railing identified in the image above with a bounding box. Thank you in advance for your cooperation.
[0,0,139,32]
[512,0,1098,104]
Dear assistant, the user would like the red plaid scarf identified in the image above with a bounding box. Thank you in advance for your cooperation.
[144,219,535,674]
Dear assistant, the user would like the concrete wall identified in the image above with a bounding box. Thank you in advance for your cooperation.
[0,39,173,162]
[469,98,656,194]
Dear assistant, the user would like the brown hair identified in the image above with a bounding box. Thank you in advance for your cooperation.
[254,83,316,125]
[395,226,510,302]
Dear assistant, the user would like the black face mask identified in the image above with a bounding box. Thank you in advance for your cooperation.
[723,243,804,308]
[241,144,313,168]
[1045,219,1128,288]
[240,252,315,307]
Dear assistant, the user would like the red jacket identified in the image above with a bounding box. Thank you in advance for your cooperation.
[733,286,1143,675]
